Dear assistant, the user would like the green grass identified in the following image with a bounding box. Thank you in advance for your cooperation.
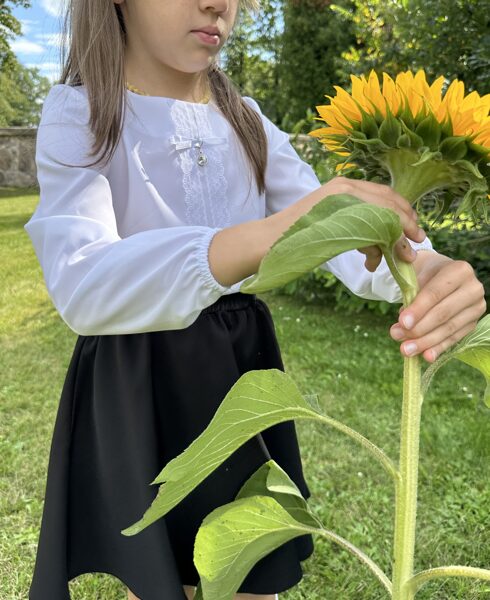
[1,189,489,600]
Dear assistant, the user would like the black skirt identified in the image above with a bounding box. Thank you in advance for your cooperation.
[29,292,314,600]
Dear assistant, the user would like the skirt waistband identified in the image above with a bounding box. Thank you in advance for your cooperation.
[201,292,257,315]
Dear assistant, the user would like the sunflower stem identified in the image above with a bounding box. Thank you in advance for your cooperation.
[381,148,456,204]
[387,224,424,600]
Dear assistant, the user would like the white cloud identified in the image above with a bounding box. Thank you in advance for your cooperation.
[20,19,38,36]
[27,62,61,83]
[40,0,65,17]
[35,33,68,49]
[11,39,45,55]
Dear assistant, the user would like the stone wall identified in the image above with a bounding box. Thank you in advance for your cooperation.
[0,128,37,188]
[0,129,313,190]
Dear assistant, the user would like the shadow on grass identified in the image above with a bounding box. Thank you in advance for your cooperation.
[0,187,39,199]
[0,213,35,233]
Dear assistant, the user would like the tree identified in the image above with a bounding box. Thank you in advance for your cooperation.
[222,0,284,123]
[334,0,490,93]
[0,1,50,126]
[0,0,31,70]
[0,61,51,127]
[277,0,355,130]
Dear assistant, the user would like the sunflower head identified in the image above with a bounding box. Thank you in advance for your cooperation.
[310,69,490,222]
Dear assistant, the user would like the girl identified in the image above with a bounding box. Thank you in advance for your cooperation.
[24,0,486,599]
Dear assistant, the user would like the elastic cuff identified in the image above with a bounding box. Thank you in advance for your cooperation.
[195,227,233,293]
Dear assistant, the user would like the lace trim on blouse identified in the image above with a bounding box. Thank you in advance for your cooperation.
[169,102,230,228]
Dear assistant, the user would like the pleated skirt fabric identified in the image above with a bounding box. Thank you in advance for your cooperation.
[29,292,314,600]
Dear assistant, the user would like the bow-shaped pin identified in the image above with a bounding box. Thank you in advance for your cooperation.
[169,135,227,152]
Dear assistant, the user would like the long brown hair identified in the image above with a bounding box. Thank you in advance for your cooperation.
[59,0,268,195]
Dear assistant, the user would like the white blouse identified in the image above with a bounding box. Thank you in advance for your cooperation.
[24,84,433,336]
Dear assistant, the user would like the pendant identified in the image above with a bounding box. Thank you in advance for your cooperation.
[194,139,208,167]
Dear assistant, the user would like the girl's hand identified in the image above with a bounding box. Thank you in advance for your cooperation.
[390,251,487,362]
[322,177,427,270]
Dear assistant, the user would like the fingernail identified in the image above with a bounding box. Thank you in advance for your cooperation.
[391,326,405,340]
[403,342,418,356]
[402,314,414,329]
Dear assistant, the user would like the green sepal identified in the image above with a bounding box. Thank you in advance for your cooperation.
[439,136,469,161]
[410,148,442,167]
[379,110,402,147]
[415,114,442,149]
[453,159,485,180]
[400,120,424,149]
[360,111,379,138]
[396,133,412,149]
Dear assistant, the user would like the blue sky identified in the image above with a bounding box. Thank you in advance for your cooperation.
[12,0,65,82]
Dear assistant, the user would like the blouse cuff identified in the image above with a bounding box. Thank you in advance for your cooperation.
[408,235,434,252]
[195,227,234,293]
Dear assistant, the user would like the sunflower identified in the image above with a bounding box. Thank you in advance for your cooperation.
[310,70,490,221]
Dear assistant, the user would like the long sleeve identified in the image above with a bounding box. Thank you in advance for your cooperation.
[24,85,235,336]
[244,97,434,303]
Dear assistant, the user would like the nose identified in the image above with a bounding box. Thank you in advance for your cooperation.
[199,0,230,14]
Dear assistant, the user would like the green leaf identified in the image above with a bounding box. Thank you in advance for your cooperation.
[239,193,404,294]
[120,369,324,536]
[194,466,392,597]
[452,315,490,407]
[194,495,319,600]
[193,460,322,600]
[422,315,490,406]
[235,460,321,528]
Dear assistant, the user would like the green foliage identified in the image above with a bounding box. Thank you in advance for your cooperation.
[333,0,490,92]
[0,1,49,126]
[420,218,490,301]
[0,0,30,70]
[278,0,355,130]
[0,61,50,126]
[222,0,284,122]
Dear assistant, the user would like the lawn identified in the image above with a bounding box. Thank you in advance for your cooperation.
[1,189,489,600]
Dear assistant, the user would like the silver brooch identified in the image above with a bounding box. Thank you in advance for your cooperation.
[194,140,208,167]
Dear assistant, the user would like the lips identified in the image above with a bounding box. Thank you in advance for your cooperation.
[193,25,221,37]
[191,29,221,46]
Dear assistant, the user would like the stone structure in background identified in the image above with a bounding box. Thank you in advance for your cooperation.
[0,129,314,190]
[0,128,37,188]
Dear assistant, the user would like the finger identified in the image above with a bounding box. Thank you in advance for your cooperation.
[395,281,484,340]
[372,191,426,243]
[343,179,426,242]
[335,179,426,243]
[358,245,382,272]
[421,321,479,362]
[394,235,418,263]
[392,303,484,360]
[398,262,473,331]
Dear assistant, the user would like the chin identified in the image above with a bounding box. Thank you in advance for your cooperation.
[176,57,218,74]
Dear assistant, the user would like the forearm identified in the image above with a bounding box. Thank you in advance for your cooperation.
[208,186,329,287]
